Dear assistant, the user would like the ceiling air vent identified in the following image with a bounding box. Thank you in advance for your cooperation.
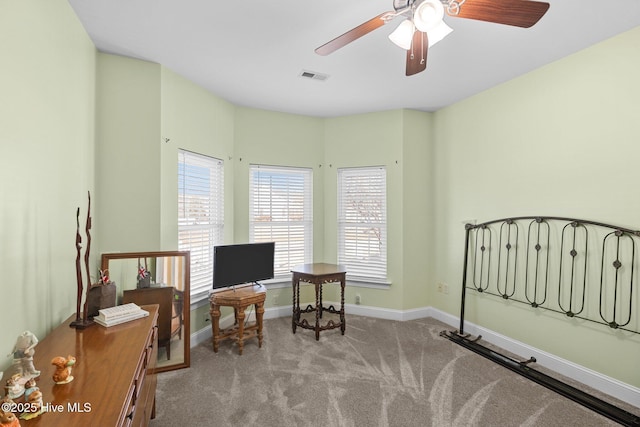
[299,70,329,81]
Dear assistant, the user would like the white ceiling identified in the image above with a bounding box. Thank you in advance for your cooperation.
[68,0,640,118]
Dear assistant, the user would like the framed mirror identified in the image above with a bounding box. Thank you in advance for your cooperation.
[101,251,190,372]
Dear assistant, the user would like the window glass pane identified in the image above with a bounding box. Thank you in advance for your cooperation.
[250,165,313,277]
[178,150,224,297]
[338,167,387,280]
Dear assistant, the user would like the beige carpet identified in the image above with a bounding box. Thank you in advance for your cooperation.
[151,314,636,426]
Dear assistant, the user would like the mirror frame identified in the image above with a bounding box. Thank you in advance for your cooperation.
[101,250,190,372]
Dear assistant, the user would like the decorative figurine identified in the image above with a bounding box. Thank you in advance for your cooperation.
[0,407,20,427]
[19,389,45,421]
[99,269,110,284]
[23,379,38,401]
[26,389,43,410]
[137,258,151,288]
[17,379,45,421]
[8,331,40,379]
[86,268,117,318]
[70,206,84,327]
[51,355,76,384]
[70,191,95,329]
[4,375,23,400]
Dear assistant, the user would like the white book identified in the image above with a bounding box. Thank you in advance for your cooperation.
[95,310,149,327]
[98,303,143,320]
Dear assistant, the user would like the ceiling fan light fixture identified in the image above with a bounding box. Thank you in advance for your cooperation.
[413,0,445,33]
[427,20,453,47]
[388,19,415,50]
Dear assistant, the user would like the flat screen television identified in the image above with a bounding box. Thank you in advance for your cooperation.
[212,242,275,290]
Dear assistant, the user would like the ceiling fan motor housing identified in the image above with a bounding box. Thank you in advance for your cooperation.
[393,0,412,12]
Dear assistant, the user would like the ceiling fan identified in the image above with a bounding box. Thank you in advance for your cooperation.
[315,0,550,76]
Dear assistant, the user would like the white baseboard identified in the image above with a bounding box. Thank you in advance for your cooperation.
[191,322,213,347]
[426,307,640,409]
[190,303,640,409]
[342,302,431,321]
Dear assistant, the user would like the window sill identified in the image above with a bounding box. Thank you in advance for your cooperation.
[190,275,391,309]
[264,274,391,290]
[262,275,391,289]
[346,277,391,289]
[191,289,211,309]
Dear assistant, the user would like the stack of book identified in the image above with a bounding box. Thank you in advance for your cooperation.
[94,303,149,327]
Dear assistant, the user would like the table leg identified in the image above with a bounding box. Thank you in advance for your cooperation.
[315,283,321,341]
[292,276,298,333]
[256,301,264,348]
[316,283,323,319]
[211,303,221,353]
[236,306,246,355]
[340,277,346,335]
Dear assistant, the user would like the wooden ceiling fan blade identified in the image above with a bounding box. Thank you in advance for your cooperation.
[315,12,393,56]
[451,0,550,28]
[406,31,428,76]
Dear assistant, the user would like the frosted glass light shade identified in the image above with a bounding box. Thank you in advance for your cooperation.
[427,21,453,47]
[388,20,416,50]
[414,0,444,33]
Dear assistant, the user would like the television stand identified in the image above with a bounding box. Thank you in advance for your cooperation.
[209,283,266,355]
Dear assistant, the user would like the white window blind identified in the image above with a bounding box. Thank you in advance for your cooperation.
[250,165,313,278]
[338,166,387,281]
[178,150,224,299]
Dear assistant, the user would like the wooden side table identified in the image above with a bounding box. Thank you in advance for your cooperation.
[209,283,266,355]
[291,263,347,340]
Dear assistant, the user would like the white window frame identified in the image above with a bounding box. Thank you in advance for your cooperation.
[178,150,224,302]
[337,166,387,283]
[249,164,313,279]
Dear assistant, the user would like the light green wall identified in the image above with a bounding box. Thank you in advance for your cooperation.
[324,110,406,309]
[233,107,325,246]
[96,53,162,252]
[160,67,236,250]
[0,0,96,371]
[160,68,236,333]
[231,108,433,311]
[233,107,325,309]
[96,60,237,333]
[432,27,640,386]
[401,110,433,310]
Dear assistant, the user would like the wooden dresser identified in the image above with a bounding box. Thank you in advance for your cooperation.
[20,305,159,427]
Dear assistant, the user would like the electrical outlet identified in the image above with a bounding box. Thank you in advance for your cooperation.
[437,282,450,294]
[203,312,210,323]
[355,294,361,305]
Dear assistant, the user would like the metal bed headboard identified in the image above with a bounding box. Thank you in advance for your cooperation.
[441,216,640,426]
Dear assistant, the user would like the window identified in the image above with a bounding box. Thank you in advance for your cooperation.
[178,150,224,300]
[250,165,313,278]
[338,166,387,282]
